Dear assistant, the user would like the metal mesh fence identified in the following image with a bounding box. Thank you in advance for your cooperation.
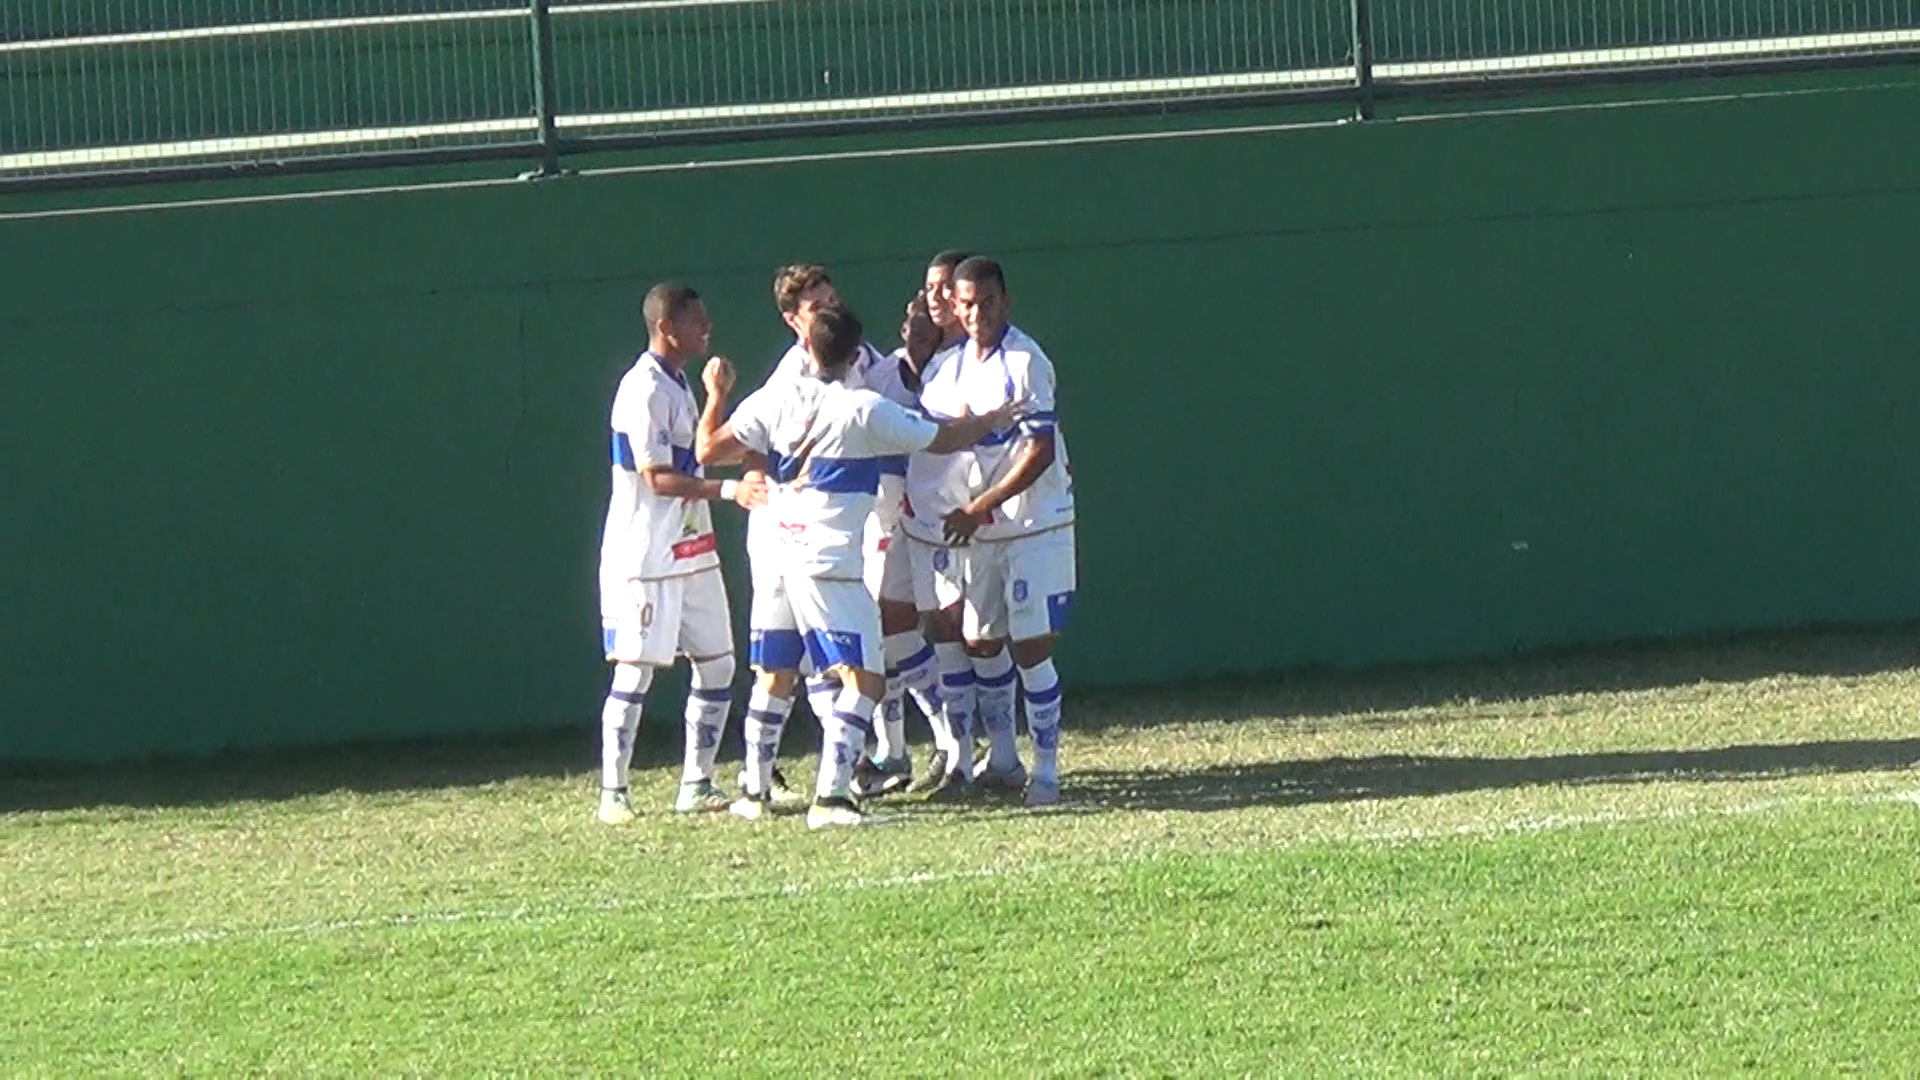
[549,0,1351,140]
[1372,0,1920,76]
[2,2,534,176]
[4,0,1919,184]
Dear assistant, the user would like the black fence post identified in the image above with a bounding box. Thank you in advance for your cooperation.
[529,0,562,176]
[1351,0,1375,121]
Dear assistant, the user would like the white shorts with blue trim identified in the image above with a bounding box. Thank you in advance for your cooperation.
[601,566,734,667]
[961,525,1076,644]
[905,533,969,615]
[749,572,884,675]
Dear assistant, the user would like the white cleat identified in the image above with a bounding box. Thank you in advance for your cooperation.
[806,795,865,830]
[675,779,732,814]
[1024,776,1060,807]
[730,791,772,821]
[596,788,637,826]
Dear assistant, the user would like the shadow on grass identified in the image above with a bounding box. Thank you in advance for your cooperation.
[1061,738,1920,814]
[4,621,1917,815]
[1066,620,1920,738]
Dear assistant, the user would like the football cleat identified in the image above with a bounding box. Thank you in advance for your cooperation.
[925,767,974,804]
[674,779,732,814]
[972,757,1029,794]
[906,749,951,794]
[1024,776,1060,807]
[596,788,637,826]
[806,794,865,830]
[729,789,772,821]
[853,755,914,798]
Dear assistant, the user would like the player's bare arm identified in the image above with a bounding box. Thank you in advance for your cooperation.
[642,465,766,509]
[926,403,1022,455]
[943,428,1054,544]
[694,356,752,468]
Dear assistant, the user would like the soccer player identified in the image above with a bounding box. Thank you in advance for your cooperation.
[739,264,865,802]
[856,252,975,795]
[695,305,1015,828]
[595,284,767,826]
[923,257,1076,807]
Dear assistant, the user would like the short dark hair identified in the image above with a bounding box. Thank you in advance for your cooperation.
[807,304,865,376]
[927,248,973,275]
[952,256,1005,293]
[642,283,701,329]
[773,264,831,315]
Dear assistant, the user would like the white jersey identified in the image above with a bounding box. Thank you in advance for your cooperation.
[600,353,720,583]
[908,325,1074,543]
[747,340,884,572]
[862,347,927,532]
[729,375,939,580]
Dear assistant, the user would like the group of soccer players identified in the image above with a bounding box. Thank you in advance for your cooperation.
[594,252,1076,829]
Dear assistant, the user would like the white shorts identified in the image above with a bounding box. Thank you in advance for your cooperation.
[961,526,1077,643]
[905,534,968,615]
[866,522,916,606]
[749,572,884,675]
[601,567,734,667]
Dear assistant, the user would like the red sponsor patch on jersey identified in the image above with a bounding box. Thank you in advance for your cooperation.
[672,533,718,560]
[777,521,808,537]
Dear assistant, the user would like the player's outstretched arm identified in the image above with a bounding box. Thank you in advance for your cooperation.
[925,403,1021,454]
[943,427,1055,544]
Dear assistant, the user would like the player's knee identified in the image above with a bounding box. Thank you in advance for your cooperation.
[690,653,734,690]
[843,667,886,703]
[965,639,1007,659]
[925,604,964,642]
[879,598,919,635]
[756,668,798,698]
[611,662,654,695]
[1009,636,1054,668]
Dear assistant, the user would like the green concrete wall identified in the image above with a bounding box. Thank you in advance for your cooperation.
[5,79,1920,763]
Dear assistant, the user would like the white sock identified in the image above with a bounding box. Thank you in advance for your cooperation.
[972,650,1020,772]
[886,631,947,753]
[682,655,734,785]
[933,642,975,777]
[600,663,653,791]
[743,685,792,796]
[805,672,841,727]
[1018,658,1063,783]
[877,671,907,763]
[818,685,877,800]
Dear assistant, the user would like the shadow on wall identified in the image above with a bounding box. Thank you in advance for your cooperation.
[4,619,1917,815]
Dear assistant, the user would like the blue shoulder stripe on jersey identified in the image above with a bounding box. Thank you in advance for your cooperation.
[612,432,637,471]
[877,454,908,476]
[974,427,1020,448]
[806,457,883,494]
[671,444,699,475]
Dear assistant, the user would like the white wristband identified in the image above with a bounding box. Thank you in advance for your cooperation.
[719,480,739,501]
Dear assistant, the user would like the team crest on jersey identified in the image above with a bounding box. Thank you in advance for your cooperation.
[1012,579,1029,603]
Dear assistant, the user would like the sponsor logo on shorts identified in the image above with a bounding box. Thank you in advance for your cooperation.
[671,533,718,560]
[932,549,950,571]
[1012,579,1030,603]
[640,602,656,628]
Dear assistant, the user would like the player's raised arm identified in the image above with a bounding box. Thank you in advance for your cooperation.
[694,356,751,467]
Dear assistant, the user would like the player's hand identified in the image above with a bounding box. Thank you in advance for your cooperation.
[702,356,736,398]
[942,505,989,545]
[732,472,769,509]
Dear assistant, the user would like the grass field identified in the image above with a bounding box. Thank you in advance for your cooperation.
[6,626,1920,1076]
